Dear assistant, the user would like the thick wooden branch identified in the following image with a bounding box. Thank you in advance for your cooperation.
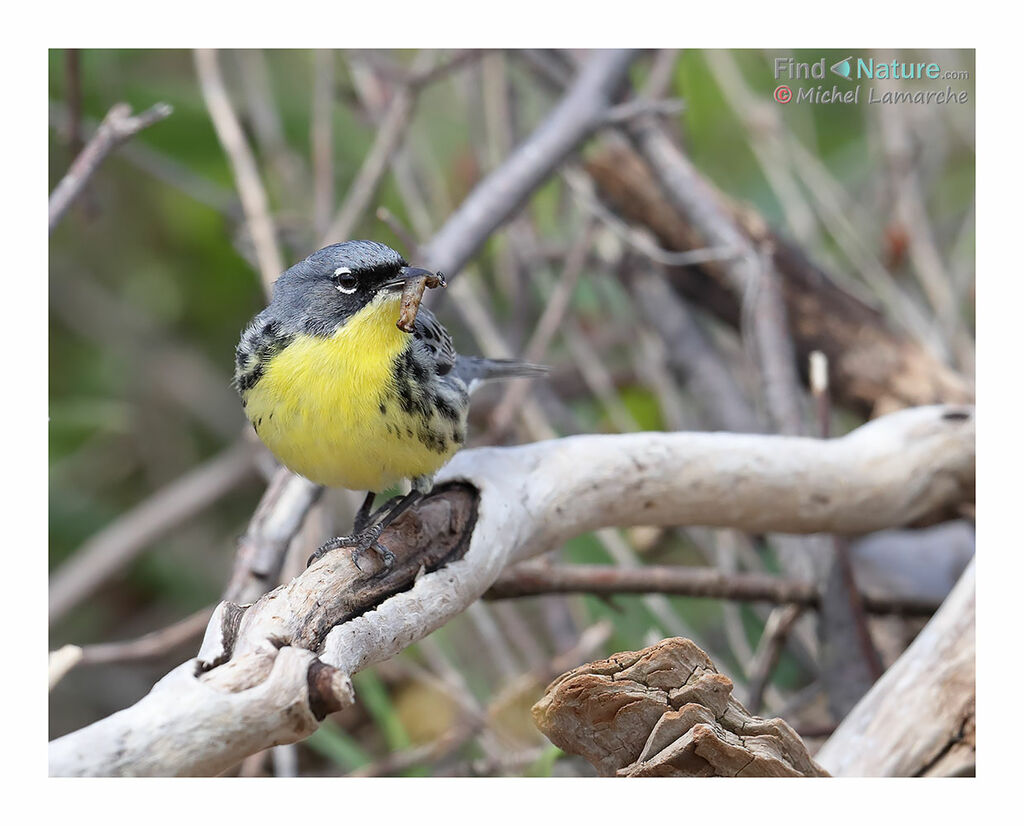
[586,141,973,417]
[49,405,973,775]
[420,49,639,277]
[532,637,828,776]
[816,559,975,776]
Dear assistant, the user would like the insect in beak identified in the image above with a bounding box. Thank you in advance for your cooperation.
[382,266,446,292]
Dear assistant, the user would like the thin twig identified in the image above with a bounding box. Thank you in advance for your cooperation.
[194,49,284,295]
[744,603,803,714]
[563,166,741,268]
[485,562,943,617]
[420,49,640,279]
[49,606,216,692]
[49,443,257,625]
[627,265,760,432]
[323,51,433,244]
[485,218,597,438]
[311,49,336,239]
[222,467,323,604]
[49,101,173,233]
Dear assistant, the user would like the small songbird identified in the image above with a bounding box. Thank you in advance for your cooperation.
[234,240,546,569]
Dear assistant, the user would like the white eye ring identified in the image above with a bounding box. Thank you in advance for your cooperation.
[334,267,357,294]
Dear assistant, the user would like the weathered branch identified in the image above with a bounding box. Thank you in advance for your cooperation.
[194,49,284,295]
[49,101,173,233]
[816,559,975,776]
[49,443,257,625]
[420,49,640,277]
[484,562,942,617]
[585,141,973,417]
[532,637,828,776]
[49,405,973,775]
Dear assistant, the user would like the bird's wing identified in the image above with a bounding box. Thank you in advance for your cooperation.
[412,306,456,376]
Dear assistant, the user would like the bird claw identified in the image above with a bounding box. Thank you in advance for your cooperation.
[307,526,394,576]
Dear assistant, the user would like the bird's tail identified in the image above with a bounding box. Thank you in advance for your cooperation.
[454,356,549,394]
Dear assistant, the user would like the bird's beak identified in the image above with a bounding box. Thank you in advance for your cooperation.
[382,266,445,292]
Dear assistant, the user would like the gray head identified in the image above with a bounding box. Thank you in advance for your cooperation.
[268,240,436,336]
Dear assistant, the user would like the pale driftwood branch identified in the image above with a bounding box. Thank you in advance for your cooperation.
[48,646,353,777]
[532,637,828,776]
[816,559,975,777]
[322,404,973,680]
[49,101,173,233]
[49,405,973,776]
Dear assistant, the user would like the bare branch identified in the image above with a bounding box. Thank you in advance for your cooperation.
[420,49,640,277]
[49,607,216,690]
[222,467,322,605]
[49,405,973,775]
[816,560,975,776]
[485,563,942,617]
[49,443,257,625]
[49,101,172,233]
[194,49,284,295]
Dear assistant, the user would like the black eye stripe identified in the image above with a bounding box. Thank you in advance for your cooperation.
[329,261,405,283]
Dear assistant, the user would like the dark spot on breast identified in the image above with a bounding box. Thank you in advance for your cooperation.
[811,493,830,505]
[236,363,264,392]
[417,429,449,454]
[379,403,387,415]
[436,397,458,421]
[942,409,971,421]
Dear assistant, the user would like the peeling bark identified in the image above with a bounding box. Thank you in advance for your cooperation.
[532,637,828,777]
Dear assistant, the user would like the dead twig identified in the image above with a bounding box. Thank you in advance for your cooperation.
[744,604,804,714]
[485,562,943,617]
[49,101,173,233]
[194,49,284,295]
[420,49,640,278]
[49,443,257,625]
[48,606,216,691]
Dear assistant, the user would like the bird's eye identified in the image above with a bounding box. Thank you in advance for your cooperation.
[333,267,358,294]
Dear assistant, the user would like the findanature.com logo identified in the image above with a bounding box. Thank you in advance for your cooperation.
[771,54,971,105]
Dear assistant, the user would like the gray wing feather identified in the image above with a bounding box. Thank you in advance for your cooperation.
[453,356,549,394]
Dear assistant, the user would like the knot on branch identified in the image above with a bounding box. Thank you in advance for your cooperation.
[307,660,354,721]
[532,637,828,777]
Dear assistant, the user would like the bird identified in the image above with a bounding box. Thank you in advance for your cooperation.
[234,240,546,571]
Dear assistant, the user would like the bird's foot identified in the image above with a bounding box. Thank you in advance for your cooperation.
[306,525,395,575]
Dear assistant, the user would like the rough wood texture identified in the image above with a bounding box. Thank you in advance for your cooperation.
[532,637,828,777]
[816,559,975,776]
[586,142,972,418]
[49,406,973,775]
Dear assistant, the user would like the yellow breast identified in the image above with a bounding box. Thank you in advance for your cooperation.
[241,294,458,491]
